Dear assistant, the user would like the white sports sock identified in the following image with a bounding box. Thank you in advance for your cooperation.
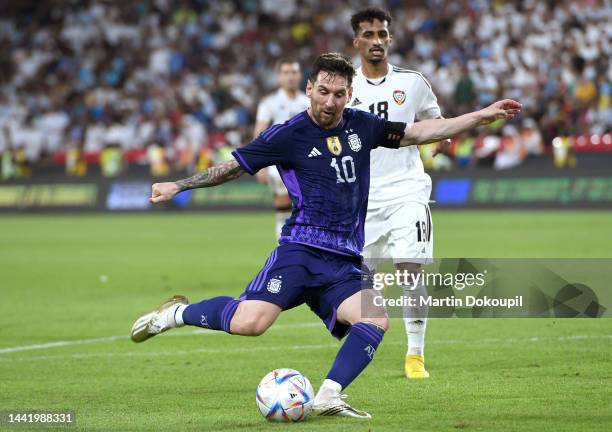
[174,304,188,327]
[405,318,426,356]
[314,379,342,405]
[402,283,428,356]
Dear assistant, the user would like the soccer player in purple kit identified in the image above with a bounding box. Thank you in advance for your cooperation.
[131,53,520,419]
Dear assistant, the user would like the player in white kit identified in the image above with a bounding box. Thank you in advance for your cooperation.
[350,8,447,379]
[253,59,310,238]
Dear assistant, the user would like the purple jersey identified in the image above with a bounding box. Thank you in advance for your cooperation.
[233,108,389,257]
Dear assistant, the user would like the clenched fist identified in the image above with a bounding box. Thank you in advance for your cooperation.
[150,182,180,204]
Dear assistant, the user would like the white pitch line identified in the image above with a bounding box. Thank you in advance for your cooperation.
[0,322,323,355]
[0,335,128,354]
[0,334,609,364]
[0,342,339,363]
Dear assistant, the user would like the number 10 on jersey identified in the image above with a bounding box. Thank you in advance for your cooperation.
[331,156,356,183]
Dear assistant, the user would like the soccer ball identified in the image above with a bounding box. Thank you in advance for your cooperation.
[256,368,314,422]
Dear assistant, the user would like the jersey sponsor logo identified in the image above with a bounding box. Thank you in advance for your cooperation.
[348,133,362,152]
[308,147,322,158]
[393,90,406,105]
[266,276,282,294]
[326,136,342,156]
[351,98,363,106]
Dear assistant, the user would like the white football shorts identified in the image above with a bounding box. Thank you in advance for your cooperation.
[363,201,433,266]
[267,166,289,196]
[275,210,291,240]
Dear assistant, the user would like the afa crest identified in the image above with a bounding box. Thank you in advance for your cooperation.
[348,133,362,152]
[393,90,406,105]
[326,136,342,156]
[267,277,282,294]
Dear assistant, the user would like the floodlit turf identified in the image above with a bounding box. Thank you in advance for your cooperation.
[1,211,611,431]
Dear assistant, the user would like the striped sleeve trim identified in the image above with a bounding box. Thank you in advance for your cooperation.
[261,112,305,141]
[231,149,255,175]
[392,67,432,90]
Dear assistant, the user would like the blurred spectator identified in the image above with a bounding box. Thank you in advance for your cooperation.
[14,145,31,178]
[453,65,476,112]
[552,136,577,168]
[494,126,527,170]
[0,0,608,178]
[100,144,124,177]
[147,142,169,177]
[455,132,477,169]
[521,118,544,155]
[65,143,87,177]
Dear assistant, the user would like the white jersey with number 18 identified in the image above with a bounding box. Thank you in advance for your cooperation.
[350,64,442,208]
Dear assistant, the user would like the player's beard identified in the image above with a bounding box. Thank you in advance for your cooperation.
[315,107,338,128]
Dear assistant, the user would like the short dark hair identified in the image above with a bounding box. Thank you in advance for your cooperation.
[350,7,392,35]
[309,52,355,86]
[275,57,300,70]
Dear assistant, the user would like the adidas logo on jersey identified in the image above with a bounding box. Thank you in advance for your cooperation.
[308,147,322,158]
[351,98,362,106]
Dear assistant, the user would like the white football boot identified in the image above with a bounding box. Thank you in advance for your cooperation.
[312,394,372,419]
[130,295,189,343]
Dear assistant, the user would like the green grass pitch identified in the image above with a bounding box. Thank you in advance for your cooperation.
[1,211,611,431]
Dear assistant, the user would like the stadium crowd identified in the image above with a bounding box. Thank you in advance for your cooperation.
[0,0,609,178]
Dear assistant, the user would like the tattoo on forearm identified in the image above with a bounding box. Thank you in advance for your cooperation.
[175,159,245,191]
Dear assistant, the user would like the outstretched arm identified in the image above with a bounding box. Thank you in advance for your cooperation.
[400,99,521,147]
[150,159,245,204]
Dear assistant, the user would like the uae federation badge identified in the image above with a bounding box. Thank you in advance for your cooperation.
[393,90,406,105]
[326,136,342,156]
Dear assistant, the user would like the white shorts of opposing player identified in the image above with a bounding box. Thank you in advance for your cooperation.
[275,210,291,239]
[363,201,433,265]
[363,200,432,358]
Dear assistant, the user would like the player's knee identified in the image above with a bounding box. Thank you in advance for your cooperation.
[370,302,390,332]
[341,301,389,332]
[359,314,389,333]
[369,316,389,332]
